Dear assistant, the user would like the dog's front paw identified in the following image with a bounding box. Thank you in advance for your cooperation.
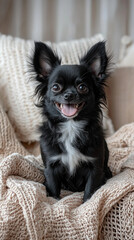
[83,193,93,203]
[45,189,60,200]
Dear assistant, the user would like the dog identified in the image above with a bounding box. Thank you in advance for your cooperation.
[32,41,112,202]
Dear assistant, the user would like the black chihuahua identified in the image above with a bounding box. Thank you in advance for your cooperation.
[32,41,112,202]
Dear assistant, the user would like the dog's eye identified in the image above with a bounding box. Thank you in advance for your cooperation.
[51,83,62,93]
[77,83,89,94]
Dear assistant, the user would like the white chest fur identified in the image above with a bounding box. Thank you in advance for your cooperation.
[57,120,93,174]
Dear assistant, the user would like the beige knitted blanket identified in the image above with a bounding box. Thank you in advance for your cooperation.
[0,104,134,240]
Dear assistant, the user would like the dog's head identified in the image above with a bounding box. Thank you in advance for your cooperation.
[32,41,110,121]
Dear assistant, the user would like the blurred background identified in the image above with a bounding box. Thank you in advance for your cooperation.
[0,0,134,60]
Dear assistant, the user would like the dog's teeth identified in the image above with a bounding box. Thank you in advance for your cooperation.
[75,104,79,108]
[60,104,63,109]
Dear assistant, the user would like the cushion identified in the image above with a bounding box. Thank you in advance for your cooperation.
[107,36,134,130]
[106,67,134,130]
[0,33,114,142]
[118,35,134,67]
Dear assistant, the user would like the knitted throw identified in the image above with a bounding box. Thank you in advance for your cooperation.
[0,103,134,240]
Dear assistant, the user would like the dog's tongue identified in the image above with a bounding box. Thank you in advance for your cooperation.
[61,104,77,117]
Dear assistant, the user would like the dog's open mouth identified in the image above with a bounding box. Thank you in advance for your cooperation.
[54,102,85,117]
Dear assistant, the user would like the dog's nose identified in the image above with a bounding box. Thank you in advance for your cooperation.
[64,92,75,101]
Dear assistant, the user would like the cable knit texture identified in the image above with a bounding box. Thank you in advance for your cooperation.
[0,33,114,142]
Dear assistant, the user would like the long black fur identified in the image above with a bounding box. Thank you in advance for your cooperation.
[32,41,112,202]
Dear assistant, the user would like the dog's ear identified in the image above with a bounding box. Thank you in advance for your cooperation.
[80,41,109,81]
[33,42,61,79]
[32,42,61,100]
